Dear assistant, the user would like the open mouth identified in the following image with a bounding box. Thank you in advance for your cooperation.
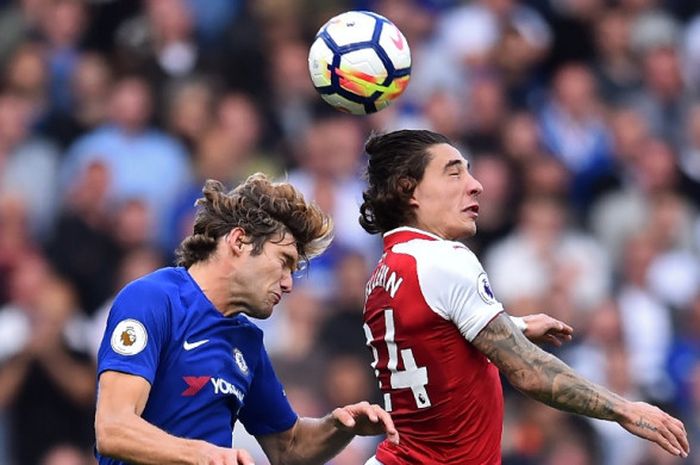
[463,204,480,215]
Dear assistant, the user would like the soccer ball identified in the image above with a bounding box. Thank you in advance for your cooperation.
[308,11,411,115]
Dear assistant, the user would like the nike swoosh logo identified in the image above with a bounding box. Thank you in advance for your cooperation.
[183,339,209,351]
[390,27,404,51]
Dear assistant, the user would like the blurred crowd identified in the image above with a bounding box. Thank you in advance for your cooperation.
[0,0,699,464]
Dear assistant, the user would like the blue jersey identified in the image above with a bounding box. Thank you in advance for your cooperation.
[96,267,297,464]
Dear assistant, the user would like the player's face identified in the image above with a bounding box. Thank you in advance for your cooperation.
[232,232,298,319]
[410,143,483,240]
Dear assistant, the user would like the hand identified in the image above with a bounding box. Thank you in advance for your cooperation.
[194,441,256,465]
[522,313,573,347]
[332,401,399,444]
[618,401,689,458]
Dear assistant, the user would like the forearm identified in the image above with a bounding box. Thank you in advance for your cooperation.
[95,410,208,465]
[513,346,627,420]
[267,416,354,465]
[474,314,628,421]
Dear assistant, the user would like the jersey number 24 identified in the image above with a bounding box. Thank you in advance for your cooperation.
[364,309,431,411]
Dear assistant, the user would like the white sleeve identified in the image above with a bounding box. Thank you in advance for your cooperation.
[394,241,504,341]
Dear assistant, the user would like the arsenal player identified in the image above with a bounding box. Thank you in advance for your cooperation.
[359,129,689,465]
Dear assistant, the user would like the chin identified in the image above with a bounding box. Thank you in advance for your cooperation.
[456,222,477,239]
[244,305,274,320]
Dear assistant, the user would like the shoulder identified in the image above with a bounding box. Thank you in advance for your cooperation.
[114,268,181,307]
[233,314,264,338]
[393,238,484,278]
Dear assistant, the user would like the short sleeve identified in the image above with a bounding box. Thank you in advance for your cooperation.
[396,240,504,341]
[97,279,170,385]
[238,346,298,436]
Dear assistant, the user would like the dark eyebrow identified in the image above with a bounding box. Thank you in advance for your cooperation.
[282,251,299,271]
[443,159,466,173]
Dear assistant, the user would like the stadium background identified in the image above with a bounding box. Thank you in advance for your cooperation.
[0,0,699,464]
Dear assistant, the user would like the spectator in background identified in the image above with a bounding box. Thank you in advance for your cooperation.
[265,287,326,387]
[538,63,614,211]
[501,111,544,164]
[436,0,551,75]
[0,91,60,240]
[0,256,94,465]
[163,75,217,150]
[520,156,571,202]
[47,161,121,316]
[617,232,674,401]
[644,192,700,311]
[462,76,508,153]
[591,8,641,104]
[628,12,687,147]
[0,0,44,67]
[60,74,192,248]
[589,136,700,262]
[268,40,321,145]
[38,0,87,114]
[667,294,700,424]
[319,251,372,356]
[115,0,201,85]
[0,195,37,307]
[3,41,50,125]
[41,52,113,149]
[564,300,647,465]
[486,196,610,323]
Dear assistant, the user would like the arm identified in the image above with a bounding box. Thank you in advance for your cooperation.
[472,314,689,458]
[95,371,255,465]
[511,313,573,347]
[257,401,398,465]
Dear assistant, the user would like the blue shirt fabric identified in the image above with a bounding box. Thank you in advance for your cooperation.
[60,125,193,246]
[96,267,297,464]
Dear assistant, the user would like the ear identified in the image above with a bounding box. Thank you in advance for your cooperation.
[225,227,247,256]
[404,179,419,208]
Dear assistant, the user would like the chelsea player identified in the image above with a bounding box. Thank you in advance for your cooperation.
[94,174,398,465]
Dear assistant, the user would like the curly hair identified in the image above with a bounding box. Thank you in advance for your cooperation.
[359,129,452,234]
[175,173,333,268]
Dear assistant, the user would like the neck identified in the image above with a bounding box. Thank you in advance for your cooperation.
[187,260,242,317]
[406,222,448,240]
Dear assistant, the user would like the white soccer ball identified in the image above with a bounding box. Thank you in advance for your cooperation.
[308,11,411,115]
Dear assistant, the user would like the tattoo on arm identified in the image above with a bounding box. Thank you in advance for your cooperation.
[472,314,626,421]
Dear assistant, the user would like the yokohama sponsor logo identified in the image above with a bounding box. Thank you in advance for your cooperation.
[181,376,244,402]
[182,376,211,396]
[210,378,244,402]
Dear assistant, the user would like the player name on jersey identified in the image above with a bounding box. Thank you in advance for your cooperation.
[365,262,404,299]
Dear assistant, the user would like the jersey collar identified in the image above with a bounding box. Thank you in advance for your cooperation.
[383,226,444,249]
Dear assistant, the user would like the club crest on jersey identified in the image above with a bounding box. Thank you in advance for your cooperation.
[111,319,147,355]
[233,348,248,375]
[477,273,497,305]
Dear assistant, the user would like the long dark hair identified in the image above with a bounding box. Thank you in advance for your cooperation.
[359,129,452,234]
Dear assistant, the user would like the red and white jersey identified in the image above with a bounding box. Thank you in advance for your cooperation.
[364,227,505,465]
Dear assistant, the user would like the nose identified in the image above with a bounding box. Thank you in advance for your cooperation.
[467,172,483,197]
[281,269,293,293]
